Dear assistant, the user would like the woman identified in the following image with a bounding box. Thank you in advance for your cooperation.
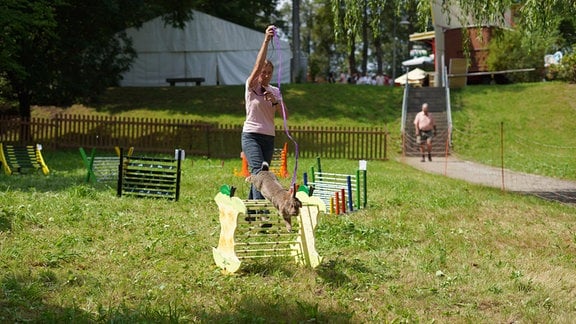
[242,25,287,199]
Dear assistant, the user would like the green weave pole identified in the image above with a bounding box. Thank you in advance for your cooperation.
[356,169,361,209]
[362,169,367,208]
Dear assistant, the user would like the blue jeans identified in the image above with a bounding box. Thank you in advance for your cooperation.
[241,132,275,199]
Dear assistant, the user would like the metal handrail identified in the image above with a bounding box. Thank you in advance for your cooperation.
[400,71,410,134]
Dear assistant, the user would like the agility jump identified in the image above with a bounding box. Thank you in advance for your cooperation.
[0,143,50,175]
[213,187,324,273]
[302,157,367,215]
[79,146,134,183]
[117,148,184,201]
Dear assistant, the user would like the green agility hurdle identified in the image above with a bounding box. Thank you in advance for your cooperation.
[302,157,367,214]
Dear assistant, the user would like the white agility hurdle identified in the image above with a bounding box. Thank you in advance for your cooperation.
[213,187,325,273]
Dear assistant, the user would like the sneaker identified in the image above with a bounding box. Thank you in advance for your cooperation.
[421,157,425,162]
[428,154,432,161]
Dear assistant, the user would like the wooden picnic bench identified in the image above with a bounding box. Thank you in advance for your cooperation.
[117,148,185,201]
[0,143,50,175]
[165,77,205,86]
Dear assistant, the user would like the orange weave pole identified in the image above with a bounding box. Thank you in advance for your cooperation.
[241,154,250,177]
[279,142,289,178]
[234,152,250,177]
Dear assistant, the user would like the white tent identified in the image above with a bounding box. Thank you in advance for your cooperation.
[394,68,428,85]
[120,10,292,86]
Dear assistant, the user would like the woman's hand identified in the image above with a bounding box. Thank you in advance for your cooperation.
[265,25,276,42]
[263,90,277,105]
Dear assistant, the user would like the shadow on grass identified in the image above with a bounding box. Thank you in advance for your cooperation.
[198,295,354,323]
[522,190,576,206]
[0,149,118,194]
[90,84,404,126]
[316,259,353,288]
[238,259,297,278]
[0,174,88,193]
[0,271,354,323]
[0,272,94,322]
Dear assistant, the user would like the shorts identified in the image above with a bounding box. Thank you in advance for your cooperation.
[417,130,433,144]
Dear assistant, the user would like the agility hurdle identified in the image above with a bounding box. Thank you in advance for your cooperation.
[302,158,367,214]
[0,143,50,175]
[213,187,325,273]
[234,143,289,178]
[117,149,184,201]
[79,146,133,183]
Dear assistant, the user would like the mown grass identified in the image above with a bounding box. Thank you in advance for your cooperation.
[2,152,575,322]
[36,81,576,180]
[1,81,574,322]
[39,84,403,128]
[451,82,576,180]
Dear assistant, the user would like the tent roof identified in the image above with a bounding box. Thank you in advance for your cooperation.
[125,10,290,53]
[120,10,292,86]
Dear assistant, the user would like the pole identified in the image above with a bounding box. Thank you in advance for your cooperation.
[500,121,505,191]
[292,0,301,83]
[363,169,367,208]
[444,131,449,176]
[391,19,397,87]
[347,175,353,212]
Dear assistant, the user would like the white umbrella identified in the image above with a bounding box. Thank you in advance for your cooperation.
[395,68,428,85]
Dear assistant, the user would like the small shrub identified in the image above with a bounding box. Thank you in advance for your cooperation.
[487,27,556,82]
[547,46,576,83]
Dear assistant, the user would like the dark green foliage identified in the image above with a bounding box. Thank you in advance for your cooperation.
[487,27,556,82]
[0,0,280,119]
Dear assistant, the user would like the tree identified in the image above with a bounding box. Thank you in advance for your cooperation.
[1,0,61,118]
[330,0,576,78]
[196,0,282,32]
[305,0,346,82]
[329,0,423,80]
[1,0,281,127]
[487,26,557,82]
[1,0,193,124]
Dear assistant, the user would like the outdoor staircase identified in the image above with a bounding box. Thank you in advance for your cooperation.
[403,87,451,157]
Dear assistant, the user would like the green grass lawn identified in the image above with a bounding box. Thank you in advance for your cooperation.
[35,81,576,180]
[451,82,576,180]
[1,81,573,322]
[1,153,575,322]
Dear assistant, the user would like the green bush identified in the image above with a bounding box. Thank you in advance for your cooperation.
[487,27,556,82]
[547,46,576,83]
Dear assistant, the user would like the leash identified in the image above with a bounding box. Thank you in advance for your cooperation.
[272,31,299,188]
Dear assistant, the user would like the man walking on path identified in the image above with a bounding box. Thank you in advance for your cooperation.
[414,103,437,162]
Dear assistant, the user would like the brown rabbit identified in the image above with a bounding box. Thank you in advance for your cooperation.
[246,162,302,231]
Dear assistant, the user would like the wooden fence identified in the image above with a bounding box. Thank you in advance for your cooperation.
[0,115,388,160]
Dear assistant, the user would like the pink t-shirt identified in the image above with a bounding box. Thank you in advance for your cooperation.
[243,80,282,136]
[414,111,435,131]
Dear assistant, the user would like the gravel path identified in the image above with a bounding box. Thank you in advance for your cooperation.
[400,156,576,206]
